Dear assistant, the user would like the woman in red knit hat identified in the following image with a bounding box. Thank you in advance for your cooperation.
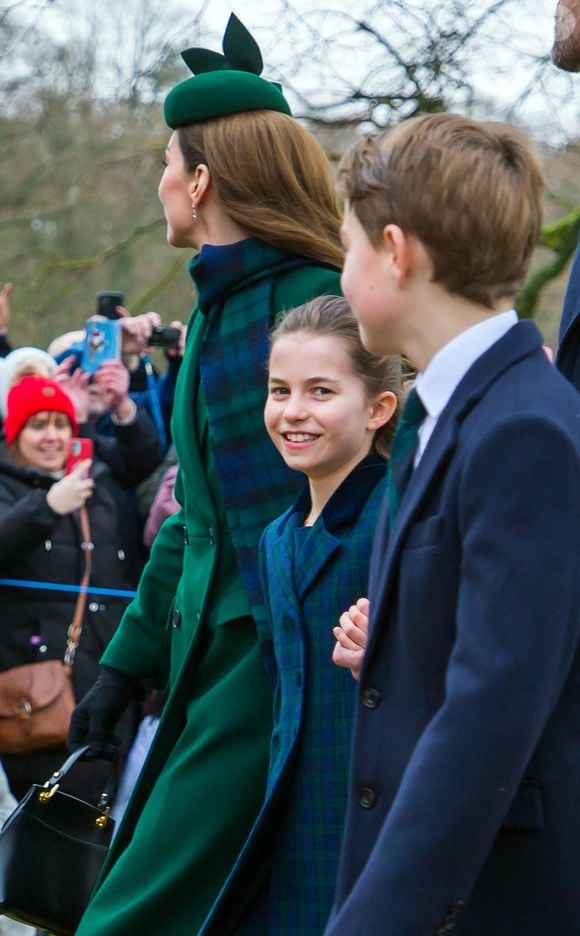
[0,376,138,802]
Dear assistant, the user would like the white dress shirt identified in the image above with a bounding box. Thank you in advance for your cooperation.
[414,310,518,466]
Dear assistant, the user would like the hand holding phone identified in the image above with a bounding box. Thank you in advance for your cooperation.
[92,359,132,419]
[48,443,94,515]
[82,319,122,373]
[65,438,94,476]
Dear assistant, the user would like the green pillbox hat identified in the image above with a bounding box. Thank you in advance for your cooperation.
[164,14,292,128]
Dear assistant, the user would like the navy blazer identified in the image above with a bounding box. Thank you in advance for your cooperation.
[326,321,580,936]
[556,239,580,391]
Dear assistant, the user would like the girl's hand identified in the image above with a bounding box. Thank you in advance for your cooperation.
[47,460,94,515]
[332,597,369,681]
[120,311,161,353]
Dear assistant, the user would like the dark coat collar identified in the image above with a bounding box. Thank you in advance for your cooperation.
[271,452,386,601]
[190,238,307,314]
[283,451,386,535]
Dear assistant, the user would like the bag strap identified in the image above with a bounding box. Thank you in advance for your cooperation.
[64,505,92,668]
[39,744,118,813]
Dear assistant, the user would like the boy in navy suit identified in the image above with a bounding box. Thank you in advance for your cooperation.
[326,114,580,936]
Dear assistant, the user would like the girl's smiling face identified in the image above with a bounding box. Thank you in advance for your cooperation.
[264,332,380,485]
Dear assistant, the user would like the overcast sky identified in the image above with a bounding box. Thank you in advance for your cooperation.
[15,0,580,143]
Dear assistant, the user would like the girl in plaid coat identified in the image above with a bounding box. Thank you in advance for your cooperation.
[202,297,401,934]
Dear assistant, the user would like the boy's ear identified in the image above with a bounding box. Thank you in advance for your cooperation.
[382,224,414,288]
[368,390,398,430]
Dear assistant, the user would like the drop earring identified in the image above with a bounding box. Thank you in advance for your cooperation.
[191,206,198,221]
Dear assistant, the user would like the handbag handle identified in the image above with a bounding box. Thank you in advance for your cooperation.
[39,744,118,818]
[64,505,92,667]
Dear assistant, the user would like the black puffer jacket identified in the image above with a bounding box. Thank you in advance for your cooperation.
[0,451,140,801]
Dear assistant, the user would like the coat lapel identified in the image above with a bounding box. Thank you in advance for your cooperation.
[269,514,301,613]
[366,320,544,662]
[295,455,386,601]
[294,526,342,600]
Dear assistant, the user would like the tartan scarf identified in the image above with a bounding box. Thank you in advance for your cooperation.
[191,239,313,617]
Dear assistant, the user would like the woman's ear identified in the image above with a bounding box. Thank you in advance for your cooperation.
[188,163,211,211]
[367,390,398,431]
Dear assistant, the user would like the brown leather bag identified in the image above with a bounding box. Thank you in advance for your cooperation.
[0,661,76,754]
[0,507,92,754]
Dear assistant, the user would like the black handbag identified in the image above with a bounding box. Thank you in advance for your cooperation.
[0,745,115,936]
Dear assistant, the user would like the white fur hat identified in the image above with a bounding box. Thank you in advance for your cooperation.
[0,346,56,416]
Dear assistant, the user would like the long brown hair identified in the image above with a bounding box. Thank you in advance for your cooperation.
[271,296,402,458]
[178,111,344,270]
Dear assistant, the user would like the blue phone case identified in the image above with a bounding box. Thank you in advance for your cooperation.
[82,319,121,373]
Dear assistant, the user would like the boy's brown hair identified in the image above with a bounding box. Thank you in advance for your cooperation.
[337,113,543,309]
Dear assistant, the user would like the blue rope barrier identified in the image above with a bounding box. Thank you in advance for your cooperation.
[0,578,137,599]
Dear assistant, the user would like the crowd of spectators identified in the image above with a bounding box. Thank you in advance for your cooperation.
[0,282,183,815]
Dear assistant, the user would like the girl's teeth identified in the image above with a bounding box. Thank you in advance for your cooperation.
[286,433,316,442]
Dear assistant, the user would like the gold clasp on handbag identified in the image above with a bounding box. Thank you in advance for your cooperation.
[96,806,111,829]
[95,790,111,829]
[38,770,62,803]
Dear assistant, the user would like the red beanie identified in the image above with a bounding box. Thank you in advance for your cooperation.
[4,376,78,445]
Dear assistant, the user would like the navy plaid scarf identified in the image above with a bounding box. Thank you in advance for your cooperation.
[192,240,316,619]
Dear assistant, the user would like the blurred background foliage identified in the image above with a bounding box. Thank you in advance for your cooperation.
[1,0,578,350]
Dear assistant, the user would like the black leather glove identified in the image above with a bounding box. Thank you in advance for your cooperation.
[68,665,143,760]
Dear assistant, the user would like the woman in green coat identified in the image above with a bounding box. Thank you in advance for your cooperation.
[69,15,342,936]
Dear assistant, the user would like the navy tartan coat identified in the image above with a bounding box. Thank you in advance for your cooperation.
[201,454,388,935]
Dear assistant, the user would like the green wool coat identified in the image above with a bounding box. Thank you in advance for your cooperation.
[75,247,341,936]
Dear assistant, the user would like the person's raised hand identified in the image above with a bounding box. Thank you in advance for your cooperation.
[46,459,94,515]
[120,311,161,354]
[0,282,13,333]
[332,597,370,681]
[54,361,91,423]
[94,359,134,420]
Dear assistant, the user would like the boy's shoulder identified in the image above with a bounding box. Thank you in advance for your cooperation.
[467,335,579,439]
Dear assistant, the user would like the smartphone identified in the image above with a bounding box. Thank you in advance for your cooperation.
[96,291,124,320]
[82,318,122,373]
[65,438,94,475]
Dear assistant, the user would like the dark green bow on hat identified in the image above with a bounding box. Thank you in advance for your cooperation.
[164,13,292,128]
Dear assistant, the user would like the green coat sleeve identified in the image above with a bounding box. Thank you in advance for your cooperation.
[100,498,184,682]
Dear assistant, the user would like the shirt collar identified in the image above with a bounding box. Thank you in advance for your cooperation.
[415,310,518,418]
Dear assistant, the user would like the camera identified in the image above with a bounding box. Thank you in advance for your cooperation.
[147,325,181,349]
